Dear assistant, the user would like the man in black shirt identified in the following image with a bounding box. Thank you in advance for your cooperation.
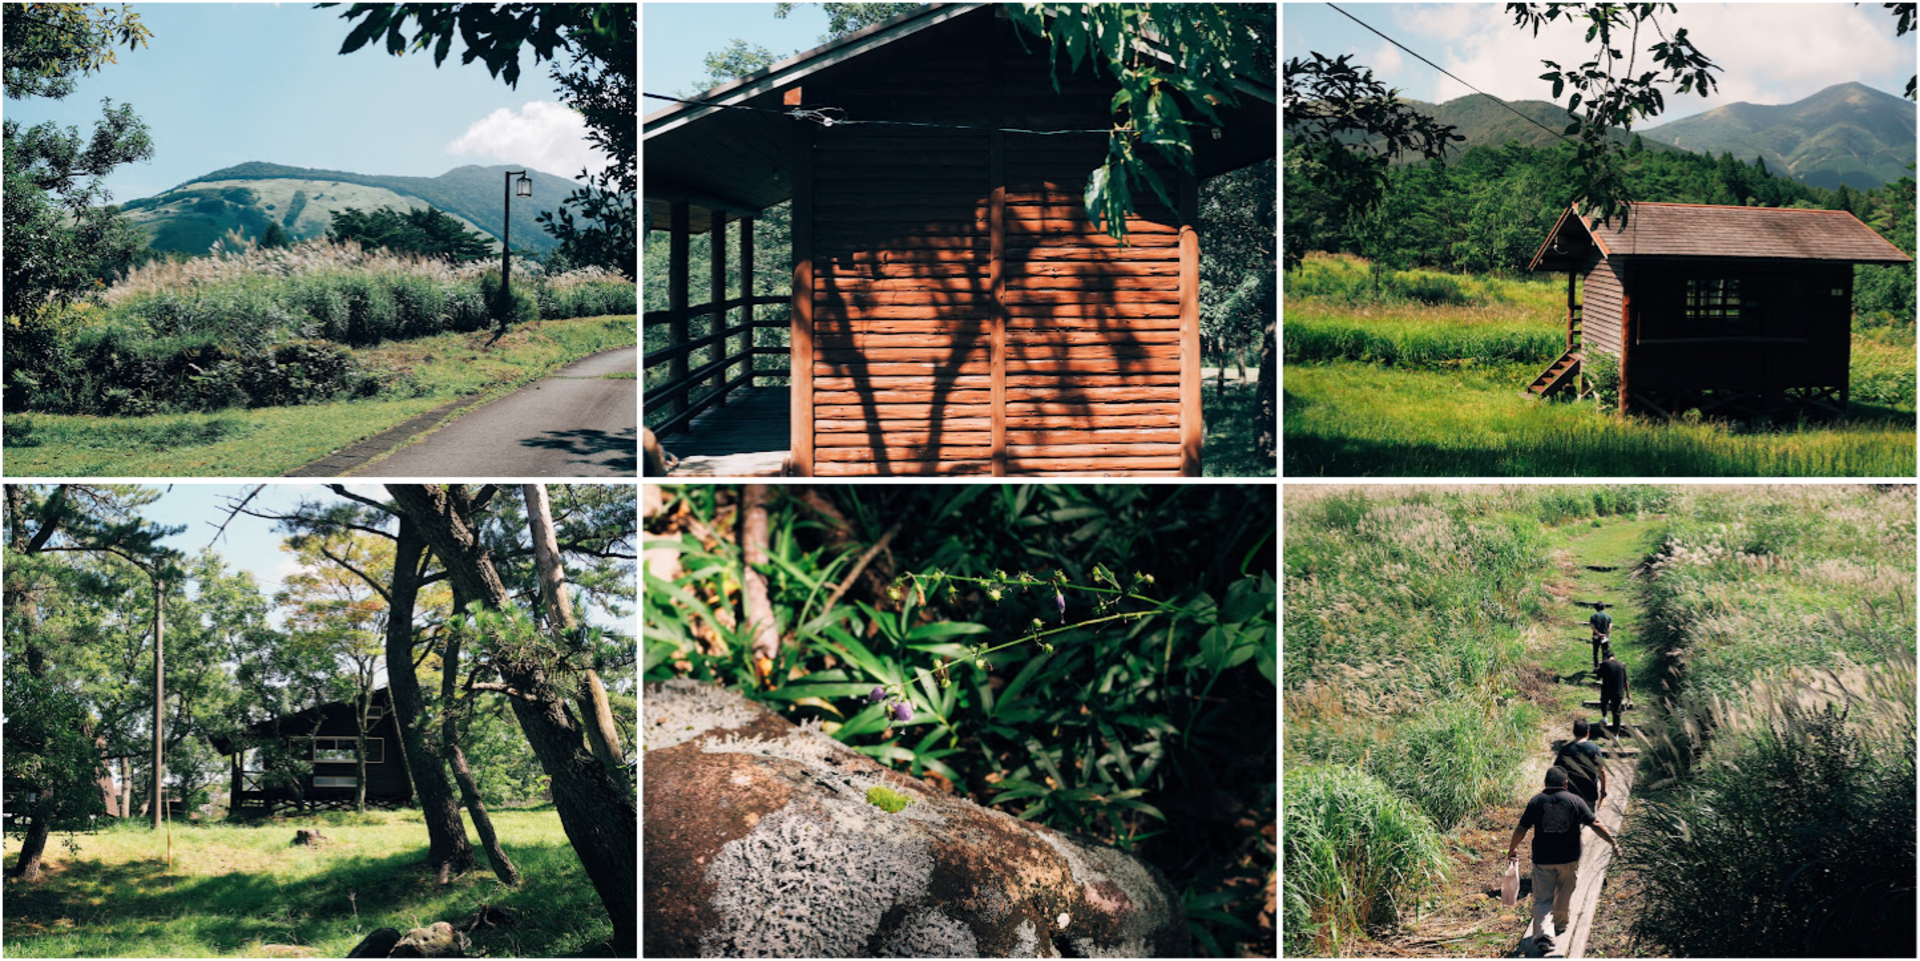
[1507,767,1618,951]
[1596,645,1630,735]
[1553,719,1608,812]
[1588,603,1612,667]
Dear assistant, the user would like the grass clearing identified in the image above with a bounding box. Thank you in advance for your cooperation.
[2,807,612,958]
[1201,368,1273,476]
[3,315,634,476]
[1285,362,1916,477]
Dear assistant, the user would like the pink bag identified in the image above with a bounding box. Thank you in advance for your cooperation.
[1501,857,1520,906]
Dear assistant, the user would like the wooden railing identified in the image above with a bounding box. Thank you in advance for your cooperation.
[643,294,790,437]
[1567,304,1584,351]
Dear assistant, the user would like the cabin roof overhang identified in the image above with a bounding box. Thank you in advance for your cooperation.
[643,2,1277,234]
[1529,201,1914,271]
[207,689,393,755]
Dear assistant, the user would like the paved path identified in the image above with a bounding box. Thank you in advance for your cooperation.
[350,346,636,477]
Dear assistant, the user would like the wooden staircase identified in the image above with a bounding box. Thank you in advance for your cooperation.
[1528,349,1583,397]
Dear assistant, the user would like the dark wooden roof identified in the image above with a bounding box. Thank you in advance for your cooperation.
[643,2,1277,233]
[1531,202,1913,270]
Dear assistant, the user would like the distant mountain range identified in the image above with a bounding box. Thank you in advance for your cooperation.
[1385,81,1913,189]
[1639,82,1915,189]
[117,162,584,256]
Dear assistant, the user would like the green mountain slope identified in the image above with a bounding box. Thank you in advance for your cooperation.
[1640,82,1915,188]
[118,162,583,256]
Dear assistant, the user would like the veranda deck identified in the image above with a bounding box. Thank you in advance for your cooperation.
[655,387,791,477]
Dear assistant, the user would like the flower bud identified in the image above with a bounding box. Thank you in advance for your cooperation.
[891,702,914,722]
[867,686,886,705]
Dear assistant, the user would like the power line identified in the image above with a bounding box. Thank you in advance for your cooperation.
[645,92,1113,136]
[1324,3,1575,148]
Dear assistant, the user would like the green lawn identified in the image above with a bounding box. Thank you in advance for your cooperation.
[1285,361,1916,477]
[3,316,634,477]
[1,808,611,958]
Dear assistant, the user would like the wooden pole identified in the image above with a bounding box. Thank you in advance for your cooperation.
[790,111,815,476]
[710,211,729,405]
[741,216,755,385]
[669,200,691,418]
[151,577,163,831]
[1178,171,1203,476]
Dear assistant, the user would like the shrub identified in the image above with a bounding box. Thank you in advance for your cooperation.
[1365,697,1537,831]
[1284,765,1448,957]
[1586,351,1620,407]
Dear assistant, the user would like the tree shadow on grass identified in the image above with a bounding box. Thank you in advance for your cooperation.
[6,840,608,958]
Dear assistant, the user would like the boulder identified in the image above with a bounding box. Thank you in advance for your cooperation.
[643,680,1187,957]
[390,921,466,958]
[345,929,402,958]
[289,829,326,847]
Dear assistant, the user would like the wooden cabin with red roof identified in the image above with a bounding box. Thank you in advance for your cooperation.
[1527,201,1912,418]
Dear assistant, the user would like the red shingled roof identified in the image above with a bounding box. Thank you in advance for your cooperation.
[1532,202,1912,269]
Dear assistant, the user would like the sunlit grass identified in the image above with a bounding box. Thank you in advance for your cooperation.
[1,807,611,958]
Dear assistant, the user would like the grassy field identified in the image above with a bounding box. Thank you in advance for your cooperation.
[1283,484,1916,956]
[3,315,633,476]
[1284,254,1918,477]
[2,808,612,958]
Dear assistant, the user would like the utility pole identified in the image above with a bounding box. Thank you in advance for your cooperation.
[151,577,164,831]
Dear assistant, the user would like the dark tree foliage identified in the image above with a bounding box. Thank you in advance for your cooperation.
[2,4,155,318]
[320,3,636,278]
[1282,53,1461,270]
[1889,2,1917,100]
[773,1,922,42]
[328,205,492,263]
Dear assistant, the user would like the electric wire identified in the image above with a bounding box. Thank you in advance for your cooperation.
[1323,3,1576,147]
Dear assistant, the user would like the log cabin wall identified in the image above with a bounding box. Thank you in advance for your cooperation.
[1577,249,1624,359]
[799,13,1193,476]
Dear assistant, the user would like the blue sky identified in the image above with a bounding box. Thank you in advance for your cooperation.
[2,3,599,203]
[644,2,838,106]
[1285,3,1914,121]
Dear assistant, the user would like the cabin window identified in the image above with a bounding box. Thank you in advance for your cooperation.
[1683,277,1756,335]
[311,737,383,764]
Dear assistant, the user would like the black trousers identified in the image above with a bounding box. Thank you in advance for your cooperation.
[1599,695,1623,730]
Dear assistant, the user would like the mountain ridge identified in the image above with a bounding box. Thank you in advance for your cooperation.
[1638,81,1915,188]
[120,162,584,256]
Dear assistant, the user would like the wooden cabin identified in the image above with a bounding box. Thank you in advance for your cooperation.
[1528,202,1912,417]
[644,3,1276,475]
[210,689,412,816]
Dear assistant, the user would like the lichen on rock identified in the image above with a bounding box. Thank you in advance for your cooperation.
[643,679,764,750]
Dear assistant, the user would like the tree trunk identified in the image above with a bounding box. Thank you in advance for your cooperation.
[354,691,369,813]
[11,798,54,880]
[121,756,134,820]
[381,517,475,882]
[151,580,163,832]
[521,484,625,771]
[388,484,635,955]
[1256,321,1277,464]
[442,584,520,887]
[738,485,781,670]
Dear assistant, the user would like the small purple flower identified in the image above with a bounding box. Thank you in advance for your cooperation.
[891,701,914,722]
[1055,591,1066,623]
[867,686,886,705]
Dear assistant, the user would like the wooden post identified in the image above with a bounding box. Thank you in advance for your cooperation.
[790,114,815,476]
[1178,171,1203,476]
[229,752,242,817]
[989,127,1008,477]
[710,211,728,406]
[668,201,691,418]
[1619,292,1632,417]
[1566,271,1576,351]
[741,216,755,386]
[151,578,163,831]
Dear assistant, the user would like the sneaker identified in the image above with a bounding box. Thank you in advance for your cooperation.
[1535,932,1556,953]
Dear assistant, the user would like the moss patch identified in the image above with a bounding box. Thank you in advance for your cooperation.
[866,785,913,813]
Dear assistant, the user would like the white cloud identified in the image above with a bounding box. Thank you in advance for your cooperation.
[446,101,603,179]
[1383,3,1912,118]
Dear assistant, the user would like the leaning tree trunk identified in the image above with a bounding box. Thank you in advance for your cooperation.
[388,484,635,955]
[382,518,475,882]
[521,484,625,772]
[442,584,520,887]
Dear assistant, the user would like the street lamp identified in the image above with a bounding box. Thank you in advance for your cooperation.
[502,170,531,326]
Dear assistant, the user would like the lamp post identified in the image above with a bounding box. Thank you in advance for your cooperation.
[502,169,531,325]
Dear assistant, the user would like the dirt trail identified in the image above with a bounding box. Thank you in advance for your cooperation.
[1359,515,1664,960]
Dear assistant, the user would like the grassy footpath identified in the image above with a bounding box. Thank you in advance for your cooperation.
[1285,362,1916,477]
[3,316,633,477]
[1202,367,1274,477]
[1,808,611,957]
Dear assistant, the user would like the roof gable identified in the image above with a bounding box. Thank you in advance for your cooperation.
[1531,202,1911,269]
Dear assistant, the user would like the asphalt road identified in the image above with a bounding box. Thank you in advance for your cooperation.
[354,346,637,477]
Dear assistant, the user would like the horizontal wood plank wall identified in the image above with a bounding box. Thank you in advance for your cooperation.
[1582,251,1624,358]
[804,25,1186,475]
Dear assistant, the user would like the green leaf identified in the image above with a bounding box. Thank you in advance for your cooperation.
[759,682,878,700]
[905,621,990,642]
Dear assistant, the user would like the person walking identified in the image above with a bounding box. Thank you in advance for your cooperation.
[1507,767,1619,952]
[1553,719,1608,812]
[1596,644,1630,737]
[1588,602,1612,667]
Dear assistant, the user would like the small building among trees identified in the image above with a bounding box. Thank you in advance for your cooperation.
[210,689,412,817]
[1528,201,1912,417]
